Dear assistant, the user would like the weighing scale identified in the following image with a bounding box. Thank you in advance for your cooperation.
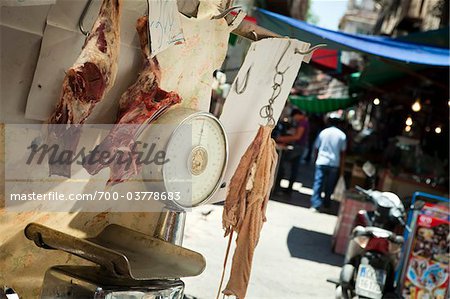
[25,107,229,298]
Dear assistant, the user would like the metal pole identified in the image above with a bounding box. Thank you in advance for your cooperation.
[154,208,186,246]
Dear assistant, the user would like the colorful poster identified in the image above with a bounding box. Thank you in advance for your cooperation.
[402,203,449,299]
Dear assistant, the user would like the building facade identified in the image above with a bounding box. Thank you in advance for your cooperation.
[373,0,449,36]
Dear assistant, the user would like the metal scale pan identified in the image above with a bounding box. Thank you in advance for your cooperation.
[25,223,206,281]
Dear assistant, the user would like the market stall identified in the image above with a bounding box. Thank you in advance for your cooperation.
[0,0,319,298]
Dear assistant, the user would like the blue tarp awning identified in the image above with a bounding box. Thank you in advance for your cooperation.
[255,9,450,67]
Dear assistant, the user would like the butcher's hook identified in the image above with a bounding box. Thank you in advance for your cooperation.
[235,65,252,94]
[79,0,93,36]
[251,30,259,41]
[212,6,241,19]
[275,39,292,74]
[295,44,327,55]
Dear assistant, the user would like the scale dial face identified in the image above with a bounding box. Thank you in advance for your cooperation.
[163,112,228,208]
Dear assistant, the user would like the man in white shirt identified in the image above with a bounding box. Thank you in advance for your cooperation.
[310,117,346,212]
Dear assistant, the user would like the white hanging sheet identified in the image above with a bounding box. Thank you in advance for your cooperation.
[212,37,311,203]
[0,4,52,124]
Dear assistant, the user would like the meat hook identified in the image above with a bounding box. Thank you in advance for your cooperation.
[275,39,292,74]
[235,64,252,94]
[79,0,94,36]
[211,6,241,20]
[251,30,259,41]
[295,44,327,55]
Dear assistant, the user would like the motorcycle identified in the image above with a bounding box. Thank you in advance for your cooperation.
[330,186,408,299]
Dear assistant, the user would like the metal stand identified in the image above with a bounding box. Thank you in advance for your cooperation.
[154,208,186,246]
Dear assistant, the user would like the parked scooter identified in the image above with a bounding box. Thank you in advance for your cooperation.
[329,186,407,299]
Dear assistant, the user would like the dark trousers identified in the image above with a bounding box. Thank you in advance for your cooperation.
[310,165,339,208]
[275,145,305,191]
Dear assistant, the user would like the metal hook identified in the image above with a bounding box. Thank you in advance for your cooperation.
[211,6,241,20]
[295,44,327,55]
[251,30,258,41]
[259,105,273,118]
[259,105,276,126]
[275,40,292,74]
[79,0,93,36]
[235,65,251,94]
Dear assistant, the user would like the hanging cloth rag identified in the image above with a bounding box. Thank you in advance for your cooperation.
[218,125,278,299]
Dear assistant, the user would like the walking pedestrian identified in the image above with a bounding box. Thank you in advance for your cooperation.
[310,117,346,212]
[275,109,309,194]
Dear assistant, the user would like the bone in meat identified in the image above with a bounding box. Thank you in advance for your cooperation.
[219,125,278,299]
[47,0,122,177]
[82,16,181,186]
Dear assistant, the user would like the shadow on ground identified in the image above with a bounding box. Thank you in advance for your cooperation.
[271,191,341,216]
[270,161,341,216]
[287,226,344,267]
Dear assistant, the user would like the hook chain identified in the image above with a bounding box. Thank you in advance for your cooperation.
[259,40,291,126]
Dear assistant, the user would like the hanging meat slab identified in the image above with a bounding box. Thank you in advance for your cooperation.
[82,16,181,186]
[220,125,278,299]
[47,0,122,177]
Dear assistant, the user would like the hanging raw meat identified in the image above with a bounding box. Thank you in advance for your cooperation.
[47,0,122,177]
[218,125,278,299]
[82,16,181,186]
